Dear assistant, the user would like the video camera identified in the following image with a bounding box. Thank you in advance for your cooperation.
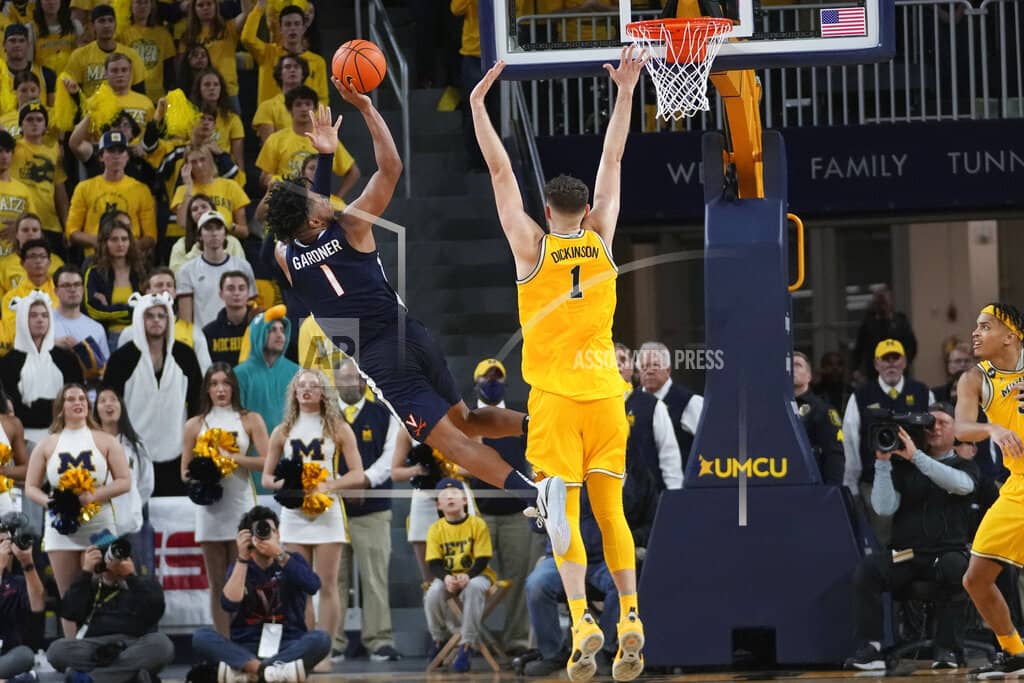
[867,408,935,453]
[252,519,273,541]
[0,511,36,550]
[94,537,132,574]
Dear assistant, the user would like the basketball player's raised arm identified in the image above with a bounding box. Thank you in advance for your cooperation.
[470,61,544,272]
[588,46,648,246]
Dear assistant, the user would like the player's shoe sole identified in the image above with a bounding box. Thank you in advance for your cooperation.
[536,476,570,556]
[567,614,605,682]
[613,611,645,682]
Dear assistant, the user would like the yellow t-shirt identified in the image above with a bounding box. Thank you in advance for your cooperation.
[240,6,328,105]
[12,138,66,234]
[0,251,63,297]
[256,128,354,181]
[3,1,36,24]
[69,0,94,10]
[0,277,57,354]
[212,111,244,152]
[64,41,147,98]
[33,24,79,76]
[170,177,250,225]
[252,93,289,136]
[0,64,50,116]
[0,177,36,228]
[425,513,496,583]
[116,24,176,101]
[65,174,157,246]
[186,23,241,97]
[517,229,622,401]
[451,0,480,57]
[112,90,155,129]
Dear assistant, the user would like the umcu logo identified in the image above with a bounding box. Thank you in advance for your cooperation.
[697,454,788,479]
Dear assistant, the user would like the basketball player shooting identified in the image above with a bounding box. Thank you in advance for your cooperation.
[470,47,647,683]
[263,76,571,557]
[955,303,1024,678]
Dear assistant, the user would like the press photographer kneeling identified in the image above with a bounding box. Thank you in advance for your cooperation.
[846,402,980,670]
[47,534,174,683]
[190,506,329,683]
[0,513,43,681]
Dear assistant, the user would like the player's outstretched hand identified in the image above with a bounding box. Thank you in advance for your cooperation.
[305,103,341,155]
[470,59,505,109]
[331,75,372,112]
[603,44,649,92]
[992,424,1024,459]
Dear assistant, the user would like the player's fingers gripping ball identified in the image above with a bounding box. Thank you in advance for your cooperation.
[332,39,387,93]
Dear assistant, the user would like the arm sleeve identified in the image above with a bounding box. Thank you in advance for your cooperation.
[65,184,86,236]
[651,400,683,489]
[363,416,398,487]
[177,343,204,417]
[911,452,976,495]
[428,559,447,581]
[842,394,862,493]
[820,410,847,486]
[55,348,84,385]
[313,152,334,196]
[680,394,703,435]
[137,187,157,241]
[101,347,135,397]
[239,5,269,62]
[84,268,133,326]
[282,553,321,595]
[127,576,166,627]
[466,556,491,578]
[870,459,900,516]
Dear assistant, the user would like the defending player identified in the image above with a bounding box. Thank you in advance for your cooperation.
[262,77,570,557]
[955,303,1024,677]
[470,48,647,683]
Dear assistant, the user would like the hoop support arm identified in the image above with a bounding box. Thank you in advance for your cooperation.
[709,68,765,199]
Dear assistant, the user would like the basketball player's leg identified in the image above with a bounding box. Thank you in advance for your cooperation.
[583,396,643,682]
[447,400,526,439]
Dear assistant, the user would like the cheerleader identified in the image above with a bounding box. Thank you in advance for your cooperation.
[23,383,131,637]
[0,388,28,515]
[262,369,363,670]
[181,363,269,636]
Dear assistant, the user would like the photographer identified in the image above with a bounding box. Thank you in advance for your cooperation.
[46,536,174,683]
[846,402,979,671]
[0,520,43,680]
[191,506,330,683]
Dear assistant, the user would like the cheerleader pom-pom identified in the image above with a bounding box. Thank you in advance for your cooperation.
[164,89,200,140]
[52,74,78,132]
[274,488,305,510]
[273,456,303,488]
[186,480,224,506]
[86,82,122,135]
[49,488,82,518]
[187,456,222,486]
[51,513,80,536]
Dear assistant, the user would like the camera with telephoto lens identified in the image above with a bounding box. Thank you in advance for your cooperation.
[867,408,935,453]
[94,537,132,574]
[252,519,273,541]
[0,511,36,550]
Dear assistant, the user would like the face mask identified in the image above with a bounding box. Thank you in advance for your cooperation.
[338,387,362,405]
[477,379,506,404]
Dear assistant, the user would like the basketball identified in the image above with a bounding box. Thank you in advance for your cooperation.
[332,39,387,94]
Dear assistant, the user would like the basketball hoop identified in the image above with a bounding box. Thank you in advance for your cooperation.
[626,17,733,120]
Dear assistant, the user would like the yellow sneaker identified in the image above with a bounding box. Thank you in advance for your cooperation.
[612,608,645,682]
[436,86,461,112]
[567,610,604,682]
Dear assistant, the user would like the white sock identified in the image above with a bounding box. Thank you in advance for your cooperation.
[869,641,881,651]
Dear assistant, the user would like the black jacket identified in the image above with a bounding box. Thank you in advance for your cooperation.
[60,572,165,637]
[796,390,845,485]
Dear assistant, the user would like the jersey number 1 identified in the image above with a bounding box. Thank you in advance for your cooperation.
[320,265,345,296]
[569,265,583,299]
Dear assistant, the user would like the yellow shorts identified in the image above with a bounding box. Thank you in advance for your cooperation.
[525,388,628,486]
[972,477,1024,567]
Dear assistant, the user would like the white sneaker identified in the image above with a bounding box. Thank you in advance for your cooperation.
[35,650,55,673]
[534,476,570,556]
[217,662,251,683]
[262,660,304,683]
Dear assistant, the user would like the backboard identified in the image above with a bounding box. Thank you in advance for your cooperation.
[481,1,894,78]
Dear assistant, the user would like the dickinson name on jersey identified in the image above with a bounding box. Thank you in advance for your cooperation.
[291,238,343,270]
[550,244,600,264]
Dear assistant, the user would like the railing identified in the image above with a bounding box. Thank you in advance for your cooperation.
[365,0,412,197]
[517,0,1023,136]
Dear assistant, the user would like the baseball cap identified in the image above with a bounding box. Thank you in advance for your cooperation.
[4,24,28,40]
[92,4,115,20]
[435,477,465,492]
[99,130,127,151]
[473,358,506,381]
[18,101,47,126]
[874,339,906,359]
[928,401,955,419]
[197,210,226,231]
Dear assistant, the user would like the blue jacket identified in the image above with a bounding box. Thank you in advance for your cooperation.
[235,312,300,434]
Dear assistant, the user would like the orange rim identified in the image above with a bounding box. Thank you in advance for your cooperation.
[626,17,733,64]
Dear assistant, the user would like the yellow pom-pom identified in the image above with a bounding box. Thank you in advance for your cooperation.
[112,0,131,30]
[301,461,329,490]
[0,66,15,116]
[194,428,240,477]
[0,475,13,494]
[164,89,199,140]
[52,74,78,132]
[87,82,123,135]
[301,492,333,515]
[59,466,97,494]
[80,502,102,523]
[0,443,11,467]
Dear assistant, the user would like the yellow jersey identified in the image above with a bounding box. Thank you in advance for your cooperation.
[240,6,328,105]
[64,42,146,98]
[212,111,244,152]
[0,251,63,296]
[65,174,157,247]
[34,25,79,76]
[979,358,1024,475]
[116,24,176,101]
[185,23,241,96]
[170,177,250,224]
[425,513,497,583]
[0,177,35,228]
[255,128,355,181]
[252,93,289,136]
[12,138,66,233]
[517,228,621,401]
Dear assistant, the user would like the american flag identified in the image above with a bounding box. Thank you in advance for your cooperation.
[820,7,867,37]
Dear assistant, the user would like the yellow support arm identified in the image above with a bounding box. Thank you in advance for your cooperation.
[709,69,765,199]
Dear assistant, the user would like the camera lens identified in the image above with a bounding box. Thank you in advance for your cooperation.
[109,538,131,560]
[876,426,899,452]
[13,531,34,550]
[253,520,272,540]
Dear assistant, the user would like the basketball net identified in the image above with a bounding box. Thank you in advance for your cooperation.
[626,18,733,120]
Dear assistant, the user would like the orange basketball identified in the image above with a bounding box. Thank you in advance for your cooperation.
[332,40,387,94]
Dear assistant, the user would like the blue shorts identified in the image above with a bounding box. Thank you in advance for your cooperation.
[357,317,462,441]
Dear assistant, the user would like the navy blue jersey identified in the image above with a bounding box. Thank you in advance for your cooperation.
[285,222,404,343]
